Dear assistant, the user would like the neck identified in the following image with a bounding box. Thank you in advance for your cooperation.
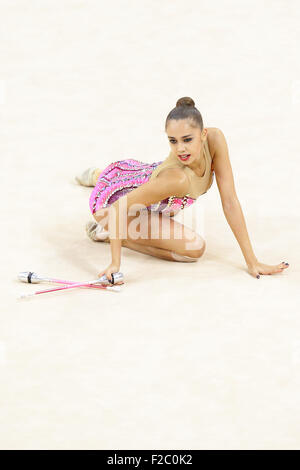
[188,146,205,174]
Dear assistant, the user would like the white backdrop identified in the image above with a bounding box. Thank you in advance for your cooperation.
[1,0,300,450]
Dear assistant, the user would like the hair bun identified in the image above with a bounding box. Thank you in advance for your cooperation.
[176,97,195,108]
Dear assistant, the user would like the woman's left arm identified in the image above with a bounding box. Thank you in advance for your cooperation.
[211,128,289,278]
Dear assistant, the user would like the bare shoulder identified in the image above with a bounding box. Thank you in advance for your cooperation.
[206,127,224,159]
[207,126,223,139]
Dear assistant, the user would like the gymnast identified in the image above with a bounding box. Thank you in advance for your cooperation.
[75,96,289,282]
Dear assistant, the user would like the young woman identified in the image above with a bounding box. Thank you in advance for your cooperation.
[76,96,289,283]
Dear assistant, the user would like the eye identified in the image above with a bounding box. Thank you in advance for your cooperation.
[169,138,192,144]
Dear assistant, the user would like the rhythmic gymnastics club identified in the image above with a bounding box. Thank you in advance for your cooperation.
[17,278,121,299]
[18,271,124,287]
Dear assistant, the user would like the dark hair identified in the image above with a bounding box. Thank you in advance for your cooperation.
[165,96,203,131]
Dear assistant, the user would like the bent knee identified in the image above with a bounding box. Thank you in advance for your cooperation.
[184,237,206,259]
[173,238,206,262]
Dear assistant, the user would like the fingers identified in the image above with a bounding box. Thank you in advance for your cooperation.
[280,262,289,269]
[248,268,261,279]
[97,269,116,283]
[249,261,289,278]
[106,271,114,283]
[276,262,289,273]
[262,263,289,275]
[97,271,111,281]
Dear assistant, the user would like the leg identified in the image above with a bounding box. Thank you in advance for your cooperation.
[124,211,205,261]
[122,239,201,262]
[92,208,205,262]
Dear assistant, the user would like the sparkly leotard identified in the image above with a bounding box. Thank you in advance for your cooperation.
[89,139,214,217]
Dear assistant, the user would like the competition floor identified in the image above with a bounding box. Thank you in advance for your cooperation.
[1,0,300,450]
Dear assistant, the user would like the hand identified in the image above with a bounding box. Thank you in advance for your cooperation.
[247,260,289,278]
[98,262,122,284]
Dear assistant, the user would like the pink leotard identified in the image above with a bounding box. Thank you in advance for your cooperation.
[89,159,198,217]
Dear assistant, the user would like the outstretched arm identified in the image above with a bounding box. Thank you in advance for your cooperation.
[97,169,189,281]
[212,128,289,278]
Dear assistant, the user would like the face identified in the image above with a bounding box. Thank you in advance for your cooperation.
[166,119,207,166]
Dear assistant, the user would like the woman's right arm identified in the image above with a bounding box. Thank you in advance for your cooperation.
[108,168,189,265]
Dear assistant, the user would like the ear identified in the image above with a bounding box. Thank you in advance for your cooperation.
[201,128,208,141]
